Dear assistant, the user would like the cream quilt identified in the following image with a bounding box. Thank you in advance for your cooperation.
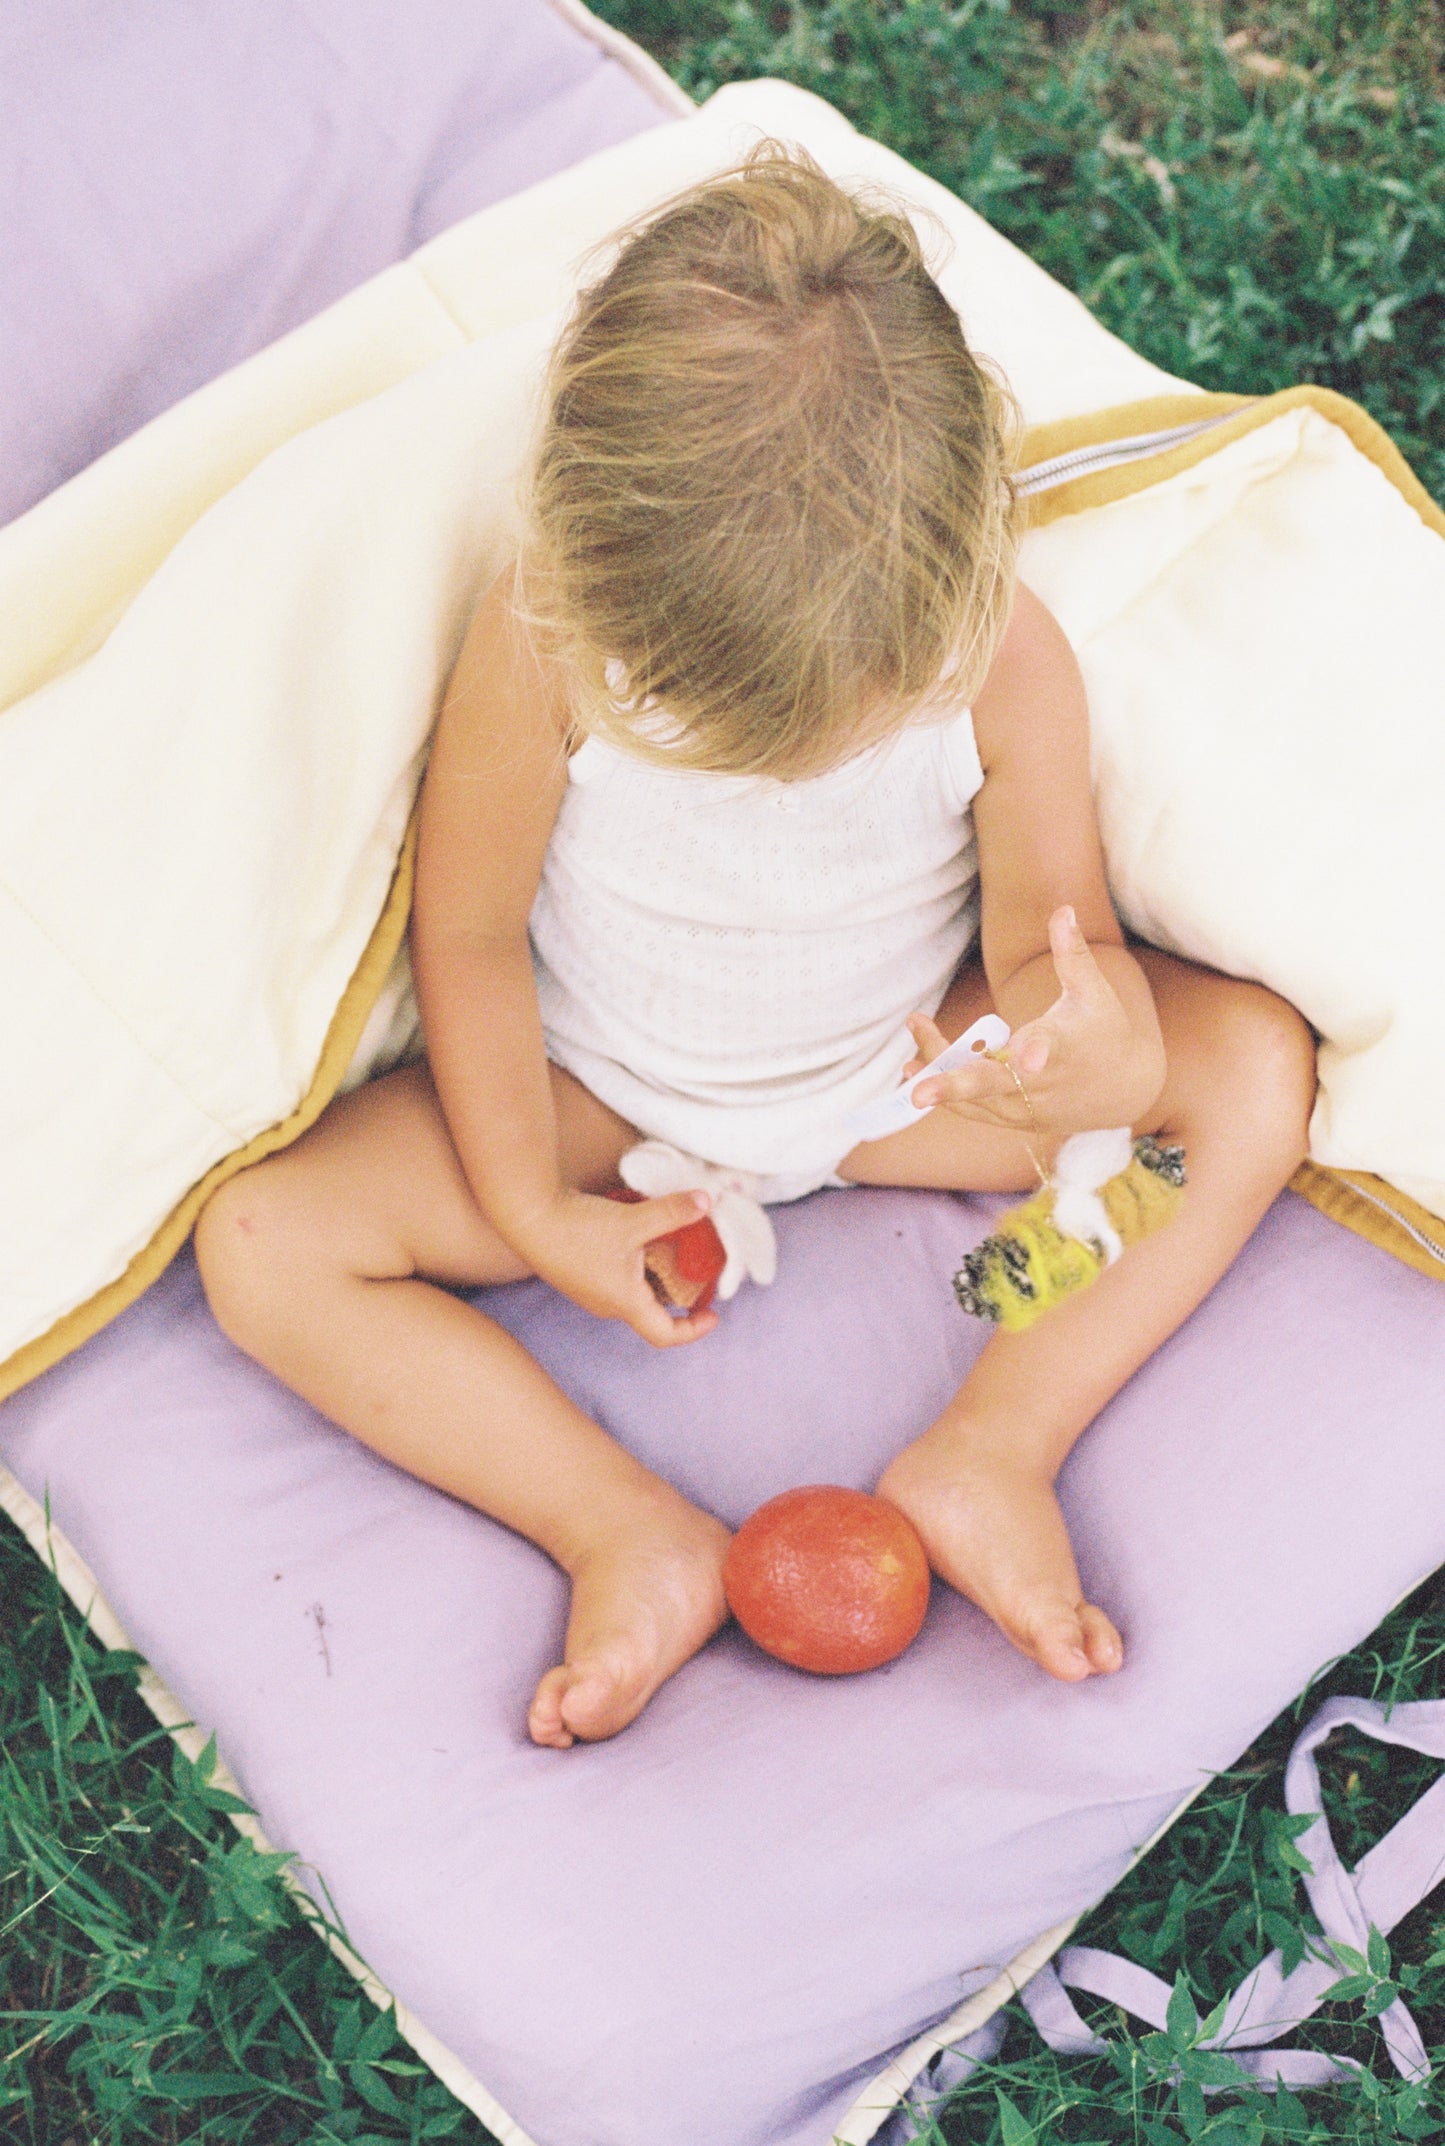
[3,78,1443,1393]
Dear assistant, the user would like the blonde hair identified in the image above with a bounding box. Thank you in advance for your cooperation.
[523,145,1020,781]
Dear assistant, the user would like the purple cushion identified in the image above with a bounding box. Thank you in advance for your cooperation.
[3,1187,1443,2145]
[0,0,670,524]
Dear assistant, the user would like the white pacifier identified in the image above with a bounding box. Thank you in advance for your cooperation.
[838,1013,1012,1146]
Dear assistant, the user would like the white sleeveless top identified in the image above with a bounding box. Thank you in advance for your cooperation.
[530,704,985,1182]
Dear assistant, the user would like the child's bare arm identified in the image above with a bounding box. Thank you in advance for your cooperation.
[912,583,1166,1135]
[412,568,574,1244]
[411,570,713,1345]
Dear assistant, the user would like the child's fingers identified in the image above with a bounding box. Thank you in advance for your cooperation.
[1048,905,1110,1004]
[912,1055,1020,1113]
[905,1011,949,1065]
[1008,1022,1052,1079]
[654,1306,719,1348]
[628,1188,712,1243]
[629,1295,719,1349]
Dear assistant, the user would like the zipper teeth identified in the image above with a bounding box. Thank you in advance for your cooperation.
[1018,407,1255,496]
[1332,1179,1445,1269]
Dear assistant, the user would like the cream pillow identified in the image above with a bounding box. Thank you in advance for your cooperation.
[1021,402,1445,1223]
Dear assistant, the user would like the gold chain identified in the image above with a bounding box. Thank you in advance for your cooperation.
[989,1049,1050,1190]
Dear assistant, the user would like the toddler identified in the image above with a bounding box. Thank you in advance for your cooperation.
[196,149,1315,1748]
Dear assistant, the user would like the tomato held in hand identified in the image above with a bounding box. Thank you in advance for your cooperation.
[606,1188,727,1313]
[724,1486,931,1675]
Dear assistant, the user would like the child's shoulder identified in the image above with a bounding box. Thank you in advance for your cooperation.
[438,563,570,758]
[970,582,1086,777]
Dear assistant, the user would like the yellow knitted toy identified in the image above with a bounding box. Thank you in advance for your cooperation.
[954,1128,1187,1332]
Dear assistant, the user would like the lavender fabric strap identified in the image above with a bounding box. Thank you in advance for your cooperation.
[886,1695,1445,2135]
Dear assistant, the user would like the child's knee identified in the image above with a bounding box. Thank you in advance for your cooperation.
[193,1159,321,1347]
[1176,981,1316,1167]
[1229,985,1316,1133]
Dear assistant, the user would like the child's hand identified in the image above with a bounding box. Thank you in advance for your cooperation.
[909,907,1166,1136]
[521,1187,721,1348]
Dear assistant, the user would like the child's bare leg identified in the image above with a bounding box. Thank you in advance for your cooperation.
[193,1063,730,1749]
[841,951,1316,1682]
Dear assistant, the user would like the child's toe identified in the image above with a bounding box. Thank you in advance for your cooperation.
[527,1666,578,1749]
[1026,1605,1099,1682]
[1080,1603,1124,1674]
[557,1665,631,1742]
[1025,1601,1123,1681]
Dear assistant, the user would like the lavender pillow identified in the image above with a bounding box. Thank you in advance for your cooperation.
[3,1187,1443,2145]
[0,0,670,524]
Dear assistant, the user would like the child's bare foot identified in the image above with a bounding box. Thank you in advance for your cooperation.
[877,1438,1122,1682]
[528,1500,732,1748]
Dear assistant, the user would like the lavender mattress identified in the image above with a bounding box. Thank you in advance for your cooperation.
[6,6,1445,2144]
[4,1190,1445,2145]
[0,0,672,525]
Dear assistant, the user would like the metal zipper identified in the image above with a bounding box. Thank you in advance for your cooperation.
[1329,1178,1445,1268]
[1018,405,1258,496]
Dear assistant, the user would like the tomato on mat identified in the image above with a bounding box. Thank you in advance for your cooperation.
[724,1485,931,1675]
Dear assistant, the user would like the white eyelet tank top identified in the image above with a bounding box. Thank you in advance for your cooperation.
[529,703,986,1182]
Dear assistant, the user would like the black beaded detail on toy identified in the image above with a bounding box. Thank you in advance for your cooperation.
[1134,1135,1187,1188]
[953,1233,1036,1322]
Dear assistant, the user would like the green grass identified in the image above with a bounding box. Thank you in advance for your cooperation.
[915,1567,1445,2143]
[0,1515,497,2145]
[6,3,1445,2138]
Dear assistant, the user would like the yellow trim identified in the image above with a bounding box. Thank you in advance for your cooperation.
[5,379,1442,1404]
[1023,384,1445,538]
[0,816,418,1406]
[1291,1161,1445,1287]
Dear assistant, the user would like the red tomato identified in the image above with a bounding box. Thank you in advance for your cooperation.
[606,1188,727,1313]
[724,1486,931,1675]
